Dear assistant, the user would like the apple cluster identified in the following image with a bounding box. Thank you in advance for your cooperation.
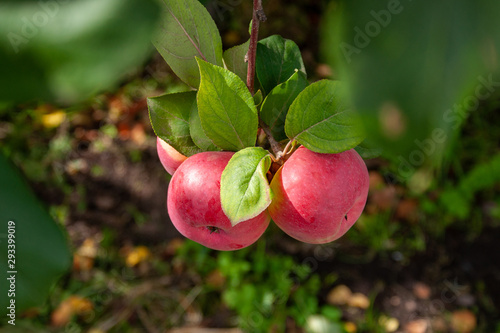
[157,137,369,251]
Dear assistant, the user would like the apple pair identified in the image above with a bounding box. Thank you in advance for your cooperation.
[157,137,369,251]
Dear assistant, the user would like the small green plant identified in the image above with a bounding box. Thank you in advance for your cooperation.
[177,240,343,332]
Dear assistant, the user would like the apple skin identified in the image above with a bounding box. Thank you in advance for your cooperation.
[268,147,369,244]
[156,137,188,175]
[167,151,271,251]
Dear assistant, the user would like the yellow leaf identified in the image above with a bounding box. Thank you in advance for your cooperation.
[42,111,66,128]
[126,246,151,267]
[347,293,370,309]
[69,296,93,315]
[327,285,352,305]
[344,321,357,333]
[51,296,93,327]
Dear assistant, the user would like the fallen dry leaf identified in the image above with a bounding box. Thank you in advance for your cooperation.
[125,245,151,267]
[451,309,477,333]
[51,296,93,327]
[396,199,420,223]
[327,285,352,305]
[73,254,94,272]
[206,269,226,289]
[413,282,431,300]
[404,319,428,333]
[42,111,66,128]
[73,238,98,272]
[347,293,370,309]
[130,123,146,145]
[344,321,357,333]
[77,238,98,258]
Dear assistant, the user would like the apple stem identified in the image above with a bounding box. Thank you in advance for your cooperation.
[259,119,284,160]
[246,0,266,95]
[281,140,297,159]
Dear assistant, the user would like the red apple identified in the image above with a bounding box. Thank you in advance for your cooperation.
[167,151,271,251]
[268,147,369,244]
[157,137,187,175]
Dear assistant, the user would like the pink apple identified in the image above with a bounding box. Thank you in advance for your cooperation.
[167,151,271,251]
[268,147,369,244]
[156,137,188,175]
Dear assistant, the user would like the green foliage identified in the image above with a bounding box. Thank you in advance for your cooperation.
[147,0,368,224]
[285,80,365,153]
[0,0,160,104]
[219,243,322,333]
[256,35,307,95]
[148,91,202,157]
[220,147,273,225]
[440,153,500,219]
[0,153,71,316]
[197,58,259,151]
[223,40,250,83]
[347,210,426,261]
[189,104,221,152]
[174,239,337,332]
[323,0,500,158]
[260,71,309,142]
[153,0,223,88]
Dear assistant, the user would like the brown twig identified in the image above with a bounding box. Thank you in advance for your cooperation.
[247,1,288,162]
[246,0,267,94]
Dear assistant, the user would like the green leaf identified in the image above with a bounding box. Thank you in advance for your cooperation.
[148,91,202,157]
[221,147,273,226]
[440,153,500,219]
[189,104,220,151]
[260,71,309,142]
[223,40,250,83]
[323,0,500,158]
[0,0,160,104]
[0,154,71,315]
[253,90,263,106]
[285,80,364,154]
[153,0,223,88]
[197,58,259,151]
[256,35,306,95]
[355,140,383,159]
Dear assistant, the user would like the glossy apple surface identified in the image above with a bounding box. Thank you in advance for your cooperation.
[167,151,270,251]
[156,137,187,175]
[268,147,369,244]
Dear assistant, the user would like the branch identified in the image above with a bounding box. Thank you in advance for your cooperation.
[246,1,285,161]
[246,0,267,94]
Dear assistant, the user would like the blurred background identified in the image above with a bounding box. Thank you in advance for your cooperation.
[0,0,499,332]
